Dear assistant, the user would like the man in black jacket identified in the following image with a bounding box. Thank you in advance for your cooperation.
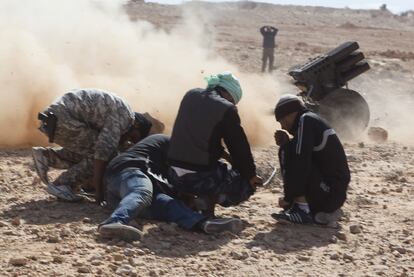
[168,72,262,216]
[271,94,350,225]
[260,25,278,72]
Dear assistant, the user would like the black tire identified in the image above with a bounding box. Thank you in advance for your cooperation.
[317,88,370,140]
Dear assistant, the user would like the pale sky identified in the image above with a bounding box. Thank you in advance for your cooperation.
[148,0,414,13]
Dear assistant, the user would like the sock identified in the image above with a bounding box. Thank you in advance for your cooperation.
[296,202,310,214]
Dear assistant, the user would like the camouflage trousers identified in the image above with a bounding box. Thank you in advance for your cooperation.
[41,147,93,189]
[168,162,255,208]
[40,107,99,188]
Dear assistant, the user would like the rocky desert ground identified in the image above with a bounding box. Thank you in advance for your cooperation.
[0,1,413,276]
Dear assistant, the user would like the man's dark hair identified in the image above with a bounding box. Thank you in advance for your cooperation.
[133,112,153,138]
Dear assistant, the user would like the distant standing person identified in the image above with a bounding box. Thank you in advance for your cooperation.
[260,25,278,72]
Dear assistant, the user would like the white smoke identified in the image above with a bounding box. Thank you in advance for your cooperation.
[0,0,283,147]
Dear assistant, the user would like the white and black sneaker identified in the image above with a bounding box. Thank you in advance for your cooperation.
[98,222,143,242]
[46,183,82,202]
[271,204,314,224]
[32,147,49,184]
[201,218,243,234]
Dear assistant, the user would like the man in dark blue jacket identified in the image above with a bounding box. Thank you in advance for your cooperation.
[272,94,350,225]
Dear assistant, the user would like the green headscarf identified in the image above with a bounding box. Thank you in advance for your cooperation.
[205,72,243,104]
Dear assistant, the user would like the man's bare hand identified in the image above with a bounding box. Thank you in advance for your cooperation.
[249,175,263,189]
[274,130,290,146]
[93,159,107,205]
[278,197,290,209]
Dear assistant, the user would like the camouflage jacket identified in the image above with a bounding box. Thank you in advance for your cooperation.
[48,89,135,161]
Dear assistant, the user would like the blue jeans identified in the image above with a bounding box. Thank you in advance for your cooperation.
[105,168,153,225]
[140,193,206,230]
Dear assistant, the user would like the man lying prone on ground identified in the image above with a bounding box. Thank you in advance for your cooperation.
[98,134,244,242]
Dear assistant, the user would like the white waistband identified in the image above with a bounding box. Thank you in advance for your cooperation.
[171,166,196,177]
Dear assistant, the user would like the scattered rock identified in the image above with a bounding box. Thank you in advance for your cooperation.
[199,251,214,257]
[53,256,64,264]
[371,265,389,272]
[336,232,347,241]
[91,260,102,266]
[47,235,61,243]
[124,248,135,257]
[394,247,407,254]
[31,176,41,185]
[330,253,340,260]
[116,265,136,276]
[60,228,71,237]
[392,250,401,257]
[77,266,92,273]
[82,217,92,223]
[129,258,144,266]
[9,257,28,266]
[368,127,388,143]
[297,255,310,261]
[11,216,21,226]
[230,250,249,260]
[350,225,362,234]
[112,253,124,262]
[343,253,354,261]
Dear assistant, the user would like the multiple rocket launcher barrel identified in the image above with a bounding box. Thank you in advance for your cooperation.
[288,41,370,101]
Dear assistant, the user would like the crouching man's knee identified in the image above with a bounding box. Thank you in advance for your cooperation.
[325,188,347,213]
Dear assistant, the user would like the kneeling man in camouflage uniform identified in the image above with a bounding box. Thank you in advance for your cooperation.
[32,88,153,203]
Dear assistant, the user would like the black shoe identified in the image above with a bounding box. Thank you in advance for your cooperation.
[201,218,243,234]
[272,204,314,224]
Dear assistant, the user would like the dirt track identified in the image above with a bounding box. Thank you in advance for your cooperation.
[1,2,414,276]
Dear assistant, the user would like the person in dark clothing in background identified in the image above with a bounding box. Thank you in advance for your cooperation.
[168,72,263,217]
[260,25,278,72]
[99,134,243,242]
[271,94,350,225]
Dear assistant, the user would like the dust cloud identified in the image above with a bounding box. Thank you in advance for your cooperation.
[356,68,414,145]
[0,0,284,148]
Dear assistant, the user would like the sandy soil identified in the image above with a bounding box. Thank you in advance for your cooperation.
[1,2,413,276]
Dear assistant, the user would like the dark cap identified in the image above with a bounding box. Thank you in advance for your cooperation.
[133,112,153,138]
[274,94,306,121]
